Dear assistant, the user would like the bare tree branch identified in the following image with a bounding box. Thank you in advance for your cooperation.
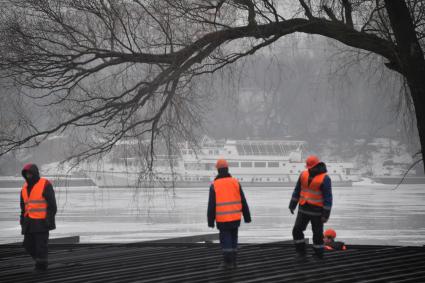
[0,0,424,172]
[341,0,354,28]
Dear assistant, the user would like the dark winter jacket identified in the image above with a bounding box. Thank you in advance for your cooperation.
[20,164,57,234]
[289,162,332,220]
[207,171,251,230]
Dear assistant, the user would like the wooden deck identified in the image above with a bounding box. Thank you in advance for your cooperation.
[1,240,424,282]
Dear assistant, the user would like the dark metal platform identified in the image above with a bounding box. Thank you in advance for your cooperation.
[1,242,424,282]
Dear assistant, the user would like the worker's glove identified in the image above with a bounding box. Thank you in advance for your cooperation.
[289,208,294,215]
[322,208,331,223]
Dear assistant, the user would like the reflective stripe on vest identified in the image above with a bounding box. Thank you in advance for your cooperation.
[214,177,242,223]
[299,170,326,207]
[21,178,48,219]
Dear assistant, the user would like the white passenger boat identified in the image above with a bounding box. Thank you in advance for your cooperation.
[84,137,360,188]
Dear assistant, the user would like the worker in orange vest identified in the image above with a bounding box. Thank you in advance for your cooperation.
[289,155,332,260]
[324,229,347,251]
[207,159,251,269]
[20,164,57,271]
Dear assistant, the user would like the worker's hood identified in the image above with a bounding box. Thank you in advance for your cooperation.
[21,163,40,185]
[308,162,327,177]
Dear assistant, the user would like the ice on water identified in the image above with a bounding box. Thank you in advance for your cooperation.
[1,183,425,246]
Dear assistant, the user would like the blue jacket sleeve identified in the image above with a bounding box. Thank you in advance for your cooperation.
[43,182,57,230]
[20,191,25,225]
[207,184,216,227]
[240,185,251,223]
[289,177,301,210]
[321,175,332,218]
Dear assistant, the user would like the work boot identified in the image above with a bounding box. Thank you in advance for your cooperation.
[219,252,233,270]
[294,241,307,261]
[231,251,238,268]
[312,248,324,261]
[34,258,48,272]
[294,251,308,263]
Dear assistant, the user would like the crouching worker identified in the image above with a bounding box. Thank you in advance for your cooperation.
[20,164,57,272]
[207,159,251,269]
[324,229,347,251]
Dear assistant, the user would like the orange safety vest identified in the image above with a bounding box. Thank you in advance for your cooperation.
[21,178,48,219]
[214,177,242,223]
[299,170,326,207]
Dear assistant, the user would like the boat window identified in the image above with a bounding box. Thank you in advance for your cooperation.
[236,144,245,155]
[258,144,267,155]
[268,162,279,168]
[205,163,215,170]
[184,163,200,170]
[265,144,275,155]
[228,162,239,168]
[252,144,260,155]
[214,150,219,155]
[243,144,253,155]
[241,162,252,168]
[254,162,266,168]
[273,144,281,154]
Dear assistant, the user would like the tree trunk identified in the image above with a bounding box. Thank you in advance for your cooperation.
[384,0,425,172]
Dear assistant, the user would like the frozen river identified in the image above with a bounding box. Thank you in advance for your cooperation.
[1,183,425,246]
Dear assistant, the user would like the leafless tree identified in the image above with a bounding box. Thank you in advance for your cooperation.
[0,0,424,170]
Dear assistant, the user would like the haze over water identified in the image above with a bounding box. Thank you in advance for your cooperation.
[1,184,425,246]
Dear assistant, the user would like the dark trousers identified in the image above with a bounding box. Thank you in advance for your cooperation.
[219,228,238,264]
[23,232,49,264]
[219,228,238,252]
[292,212,324,256]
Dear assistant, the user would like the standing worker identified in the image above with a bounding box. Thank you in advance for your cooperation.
[207,159,251,269]
[20,164,57,271]
[289,155,332,260]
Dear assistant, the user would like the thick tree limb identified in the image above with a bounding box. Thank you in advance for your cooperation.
[341,0,354,28]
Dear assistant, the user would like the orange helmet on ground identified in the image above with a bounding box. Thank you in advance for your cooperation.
[324,229,337,239]
[306,155,320,169]
[216,159,229,169]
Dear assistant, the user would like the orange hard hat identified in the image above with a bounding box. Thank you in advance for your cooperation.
[324,229,337,239]
[216,159,229,169]
[306,155,320,169]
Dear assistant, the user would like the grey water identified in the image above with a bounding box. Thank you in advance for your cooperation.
[1,184,425,246]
